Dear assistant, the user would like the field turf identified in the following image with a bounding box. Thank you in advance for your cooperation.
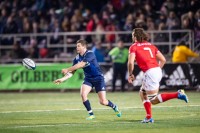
[0,91,199,133]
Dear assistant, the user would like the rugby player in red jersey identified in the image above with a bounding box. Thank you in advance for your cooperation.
[128,28,189,123]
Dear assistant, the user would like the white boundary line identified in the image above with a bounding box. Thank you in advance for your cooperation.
[9,124,71,128]
[7,121,135,129]
[0,105,199,114]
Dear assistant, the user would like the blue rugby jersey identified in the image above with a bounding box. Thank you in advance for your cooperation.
[73,50,103,80]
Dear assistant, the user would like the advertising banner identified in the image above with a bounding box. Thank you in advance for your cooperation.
[101,63,200,90]
[0,63,84,90]
[0,63,199,91]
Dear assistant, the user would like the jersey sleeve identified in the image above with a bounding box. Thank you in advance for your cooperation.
[153,45,160,55]
[72,58,77,66]
[184,46,199,57]
[129,44,136,54]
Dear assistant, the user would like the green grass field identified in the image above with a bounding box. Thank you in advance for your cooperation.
[0,91,199,133]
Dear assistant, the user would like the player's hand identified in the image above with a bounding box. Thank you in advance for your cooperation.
[128,74,135,83]
[62,68,69,75]
[53,79,63,85]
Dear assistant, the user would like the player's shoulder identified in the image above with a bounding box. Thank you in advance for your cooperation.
[179,45,188,50]
[132,42,137,46]
[129,43,137,48]
[86,50,94,54]
[74,54,80,60]
[85,50,94,56]
[141,42,157,48]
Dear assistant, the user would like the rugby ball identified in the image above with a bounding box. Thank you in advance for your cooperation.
[22,58,36,70]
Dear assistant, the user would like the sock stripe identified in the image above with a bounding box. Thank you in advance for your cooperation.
[157,94,163,102]
[88,110,93,113]
[143,100,150,104]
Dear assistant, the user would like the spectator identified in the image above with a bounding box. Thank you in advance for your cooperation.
[9,41,28,59]
[2,16,18,34]
[95,22,105,42]
[61,16,70,32]
[123,14,134,31]
[135,20,147,30]
[146,17,156,31]
[105,20,116,43]
[155,22,169,42]
[49,19,61,44]
[0,0,199,59]
[181,18,192,29]
[104,43,113,62]
[181,11,195,30]
[176,0,188,17]
[39,39,49,58]
[29,39,39,58]
[194,19,200,49]
[1,16,18,45]
[92,41,105,63]
[172,41,199,63]
[0,8,8,34]
[108,40,128,92]
[166,11,180,30]
[160,0,175,16]
[154,22,169,54]
[155,13,167,26]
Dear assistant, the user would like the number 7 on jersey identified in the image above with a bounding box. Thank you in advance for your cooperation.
[144,47,154,58]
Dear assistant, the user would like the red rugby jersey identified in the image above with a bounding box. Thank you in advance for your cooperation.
[129,41,160,72]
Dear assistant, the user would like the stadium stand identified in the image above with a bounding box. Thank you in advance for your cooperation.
[0,0,199,62]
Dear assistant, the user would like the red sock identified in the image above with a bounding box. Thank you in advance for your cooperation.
[143,101,151,119]
[160,92,178,102]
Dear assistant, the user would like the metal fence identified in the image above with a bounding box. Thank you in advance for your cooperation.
[0,30,193,59]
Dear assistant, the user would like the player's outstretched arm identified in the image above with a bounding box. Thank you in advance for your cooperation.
[54,72,73,85]
[62,61,86,75]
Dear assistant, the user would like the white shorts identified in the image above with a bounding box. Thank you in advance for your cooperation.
[140,67,162,91]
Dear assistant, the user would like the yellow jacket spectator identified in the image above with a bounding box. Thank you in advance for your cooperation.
[172,41,199,63]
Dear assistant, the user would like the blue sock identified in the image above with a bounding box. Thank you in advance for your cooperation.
[83,100,94,116]
[107,100,116,109]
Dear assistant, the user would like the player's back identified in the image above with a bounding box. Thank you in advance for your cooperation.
[129,41,159,72]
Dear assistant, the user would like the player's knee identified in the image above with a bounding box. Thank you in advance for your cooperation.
[80,93,87,100]
[150,100,157,105]
[99,99,107,105]
[150,98,160,105]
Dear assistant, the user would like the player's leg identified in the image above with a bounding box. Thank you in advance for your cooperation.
[80,83,94,120]
[151,89,189,105]
[112,64,118,92]
[120,65,126,92]
[95,77,121,117]
[97,91,121,117]
[140,67,162,123]
[140,86,157,123]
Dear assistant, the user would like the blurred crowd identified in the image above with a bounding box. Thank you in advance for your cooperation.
[0,0,200,60]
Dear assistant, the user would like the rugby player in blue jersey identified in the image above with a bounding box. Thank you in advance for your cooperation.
[54,39,121,120]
